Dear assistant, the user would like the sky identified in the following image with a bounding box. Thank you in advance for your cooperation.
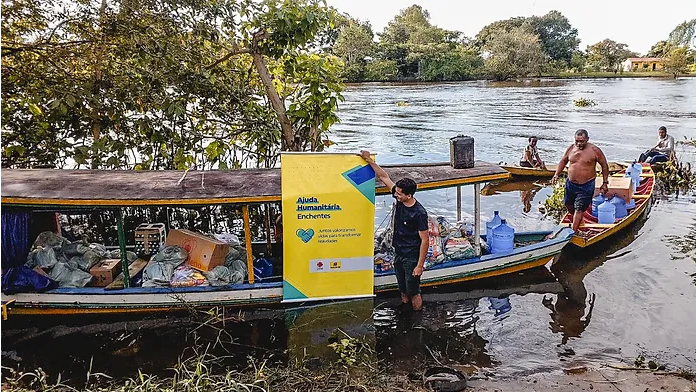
[325,0,696,55]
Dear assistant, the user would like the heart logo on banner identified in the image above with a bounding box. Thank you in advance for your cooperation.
[296,228,315,243]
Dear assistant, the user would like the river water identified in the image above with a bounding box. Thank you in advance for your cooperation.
[3,78,696,383]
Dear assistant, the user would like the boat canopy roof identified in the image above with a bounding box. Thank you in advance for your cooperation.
[1,161,508,207]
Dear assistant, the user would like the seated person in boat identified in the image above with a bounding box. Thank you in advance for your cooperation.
[360,150,428,311]
[552,129,609,233]
[639,126,674,164]
[520,137,546,169]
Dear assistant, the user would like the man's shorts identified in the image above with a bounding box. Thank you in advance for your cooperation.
[394,255,421,297]
[564,178,595,213]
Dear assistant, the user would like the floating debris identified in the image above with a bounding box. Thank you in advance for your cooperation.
[574,97,596,107]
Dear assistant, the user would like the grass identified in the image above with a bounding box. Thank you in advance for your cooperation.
[0,338,431,392]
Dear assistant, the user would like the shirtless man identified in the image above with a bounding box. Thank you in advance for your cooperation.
[552,129,609,233]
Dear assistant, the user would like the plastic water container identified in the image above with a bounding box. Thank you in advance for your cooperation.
[488,297,512,317]
[610,196,628,219]
[597,200,616,224]
[486,211,502,243]
[625,161,642,192]
[253,253,273,281]
[626,198,636,209]
[491,219,515,254]
[591,194,605,217]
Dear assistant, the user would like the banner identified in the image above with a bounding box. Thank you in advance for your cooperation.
[281,153,375,302]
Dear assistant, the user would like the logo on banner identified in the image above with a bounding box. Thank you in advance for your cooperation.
[296,228,315,243]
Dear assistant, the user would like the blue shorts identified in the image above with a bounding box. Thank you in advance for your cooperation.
[564,178,595,213]
[394,255,421,297]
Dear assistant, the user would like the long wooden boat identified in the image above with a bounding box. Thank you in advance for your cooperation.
[562,163,655,248]
[501,162,627,178]
[0,162,574,316]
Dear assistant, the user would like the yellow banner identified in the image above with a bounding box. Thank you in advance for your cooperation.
[281,153,375,302]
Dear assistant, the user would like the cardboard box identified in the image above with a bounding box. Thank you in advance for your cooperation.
[594,176,634,203]
[90,258,122,287]
[105,258,149,290]
[165,229,229,272]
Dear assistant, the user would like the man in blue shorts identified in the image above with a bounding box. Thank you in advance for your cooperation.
[552,129,610,233]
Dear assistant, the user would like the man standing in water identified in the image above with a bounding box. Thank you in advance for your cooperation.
[552,129,610,233]
[360,150,428,311]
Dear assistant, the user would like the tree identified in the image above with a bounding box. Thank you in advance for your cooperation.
[527,11,580,65]
[377,4,464,79]
[2,0,344,170]
[585,39,637,72]
[364,59,398,81]
[333,18,374,81]
[569,50,587,72]
[419,48,483,81]
[669,19,696,49]
[663,47,690,78]
[475,11,579,66]
[483,26,546,81]
[646,40,674,58]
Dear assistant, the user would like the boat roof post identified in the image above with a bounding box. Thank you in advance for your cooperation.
[116,208,131,288]
[474,183,481,256]
[242,205,255,284]
[456,186,462,222]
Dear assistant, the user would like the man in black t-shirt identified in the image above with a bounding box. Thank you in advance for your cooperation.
[360,150,429,311]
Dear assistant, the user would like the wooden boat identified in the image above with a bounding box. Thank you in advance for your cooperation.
[562,163,655,248]
[501,162,627,178]
[0,162,574,316]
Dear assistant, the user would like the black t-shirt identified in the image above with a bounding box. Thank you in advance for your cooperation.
[391,186,428,258]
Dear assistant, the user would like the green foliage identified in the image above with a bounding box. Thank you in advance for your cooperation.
[663,47,691,78]
[328,329,371,366]
[540,179,567,222]
[475,11,579,66]
[1,0,343,169]
[419,49,483,81]
[284,53,345,151]
[646,40,674,57]
[668,19,696,49]
[364,59,399,81]
[574,98,596,107]
[483,26,546,81]
[586,39,638,72]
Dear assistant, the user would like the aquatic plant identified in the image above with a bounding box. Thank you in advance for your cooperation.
[655,160,696,193]
[539,179,567,222]
[573,97,596,107]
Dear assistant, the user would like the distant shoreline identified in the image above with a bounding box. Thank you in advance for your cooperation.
[343,72,696,86]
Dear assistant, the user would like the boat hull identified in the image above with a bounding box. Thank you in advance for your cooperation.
[501,162,627,179]
[564,164,654,248]
[2,229,573,316]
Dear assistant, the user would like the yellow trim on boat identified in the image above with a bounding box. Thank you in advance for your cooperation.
[376,172,510,194]
[1,195,281,207]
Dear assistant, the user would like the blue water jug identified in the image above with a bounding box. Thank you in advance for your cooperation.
[488,297,512,317]
[597,200,616,224]
[486,211,502,244]
[625,198,636,209]
[491,219,515,254]
[610,196,628,219]
[591,194,605,217]
[253,253,273,281]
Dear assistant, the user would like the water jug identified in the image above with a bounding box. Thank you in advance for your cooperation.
[491,219,515,254]
[488,297,512,317]
[591,194,605,217]
[625,198,636,209]
[610,196,628,219]
[597,200,616,224]
[486,211,502,244]
[253,253,273,281]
